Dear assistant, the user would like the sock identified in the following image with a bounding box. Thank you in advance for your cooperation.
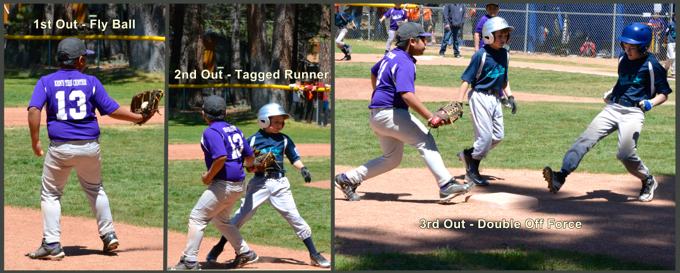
[303,237,317,255]
[47,243,59,247]
[470,158,481,173]
[342,174,348,180]
[341,48,348,55]
[187,261,196,265]
[215,236,228,250]
[464,148,473,157]
[344,44,350,49]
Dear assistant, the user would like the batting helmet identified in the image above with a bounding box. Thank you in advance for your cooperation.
[617,22,652,54]
[482,17,515,45]
[257,103,291,128]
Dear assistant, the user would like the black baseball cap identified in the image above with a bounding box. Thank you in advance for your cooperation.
[56,37,94,61]
[396,22,434,46]
[202,95,227,120]
[486,3,499,8]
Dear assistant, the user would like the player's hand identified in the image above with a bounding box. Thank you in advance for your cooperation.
[301,167,311,183]
[201,172,211,185]
[445,24,450,30]
[639,100,654,112]
[508,96,517,114]
[603,89,613,103]
[32,140,44,157]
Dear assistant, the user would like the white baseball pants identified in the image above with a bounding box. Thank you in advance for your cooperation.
[231,176,312,241]
[385,30,396,51]
[336,27,348,49]
[183,180,250,262]
[40,139,114,243]
[561,102,649,180]
[345,108,453,188]
[666,42,675,76]
[468,90,505,160]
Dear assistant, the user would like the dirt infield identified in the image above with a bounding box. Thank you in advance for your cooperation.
[4,106,165,127]
[4,206,329,270]
[334,165,675,268]
[169,143,330,160]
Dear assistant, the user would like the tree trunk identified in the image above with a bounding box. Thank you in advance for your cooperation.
[319,4,332,126]
[180,4,205,107]
[103,4,126,62]
[128,4,165,73]
[268,4,296,110]
[229,4,246,105]
[247,4,270,111]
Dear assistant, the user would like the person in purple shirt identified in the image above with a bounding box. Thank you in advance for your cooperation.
[380,3,408,54]
[27,37,150,261]
[169,96,259,270]
[474,3,499,52]
[335,22,474,204]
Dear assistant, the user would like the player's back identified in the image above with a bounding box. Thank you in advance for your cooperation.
[29,69,119,141]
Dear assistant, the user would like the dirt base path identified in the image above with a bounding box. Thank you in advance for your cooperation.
[4,106,165,127]
[4,206,163,270]
[4,206,330,270]
[334,166,675,268]
[336,78,676,105]
[169,143,331,160]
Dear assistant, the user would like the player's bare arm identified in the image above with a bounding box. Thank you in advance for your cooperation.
[648,93,669,107]
[202,155,226,185]
[457,80,470,103]
[108,108,146,123]
[401,92,433,121]
[244,155,255,171]
[292,160,305,171]
[502,81,513,97]
[27,107,44,157]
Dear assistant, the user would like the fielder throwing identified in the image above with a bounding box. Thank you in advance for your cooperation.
[335,22,474,204]
[544,23,673,202]
[27,38,151,261]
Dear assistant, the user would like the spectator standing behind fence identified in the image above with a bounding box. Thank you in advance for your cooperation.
[474,3,499,52]
[423,4,436,43]
[648,12,666,59]
[406,4,421,26]
[380,3,408,55]
[439,3,466,58]
[664,12,675,78]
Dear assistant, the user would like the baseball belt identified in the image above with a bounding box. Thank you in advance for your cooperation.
[255,172,285,178]
[610,97,636,107]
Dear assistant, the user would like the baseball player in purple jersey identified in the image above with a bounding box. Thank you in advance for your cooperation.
[169,96,258,270]
[380,3,408,54]
[544,23,673,202]
[26,37,150,261]
[205,103,331,268]
[455,17,517,187]
[335,22,474,204]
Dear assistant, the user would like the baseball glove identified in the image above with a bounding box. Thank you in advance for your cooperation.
[248,148,276,173]
[429,101,464,128]
[130,89,163,125]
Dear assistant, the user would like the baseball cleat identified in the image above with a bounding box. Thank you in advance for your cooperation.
[310,251,331,268]
[335,174,360,201]
[347,45,352,55]
[230,250,259,268]
[340,55,351,61]
[638,175,658,202]
[543,166,565,194]
[100,231,119,252]
[465,171,489,186]
[28,239,65,261]
[457,150,472,173]
[206,244,223,264]
[438,178,475,204]
[168,256,200,270]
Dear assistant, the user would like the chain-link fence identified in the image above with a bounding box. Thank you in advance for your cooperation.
[338,3,675,59]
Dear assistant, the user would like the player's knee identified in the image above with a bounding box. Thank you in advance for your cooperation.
[616,149,636,161]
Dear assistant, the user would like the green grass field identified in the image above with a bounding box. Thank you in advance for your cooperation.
[168,157,330,252]
[336,62,676,101]
[4,68,165,108]
[336,100,675,176]
[4,124,164,228]
[334,248,669,270]
[169,111,331,144]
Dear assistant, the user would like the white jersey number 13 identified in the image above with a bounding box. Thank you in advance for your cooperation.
[55,90,87,120]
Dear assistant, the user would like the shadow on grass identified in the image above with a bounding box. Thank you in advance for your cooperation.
[335,247,669,270]
[4,67,160,85]
[169,111,258,127]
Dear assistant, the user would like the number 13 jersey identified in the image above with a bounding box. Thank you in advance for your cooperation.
[201,121,254,182]
[28,69,120,141]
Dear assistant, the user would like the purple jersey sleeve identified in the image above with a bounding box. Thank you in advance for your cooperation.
[203,129,228,160]
[91,77,120,115]
[28,78,48,110]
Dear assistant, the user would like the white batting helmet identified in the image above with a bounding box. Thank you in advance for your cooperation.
[482,17,515,45]
[257,103,291,128]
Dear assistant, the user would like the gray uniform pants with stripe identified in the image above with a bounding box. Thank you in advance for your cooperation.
[468,89,505,160]
[561,103,650,180]
[40,139,114,243]
[385,30,396,51]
